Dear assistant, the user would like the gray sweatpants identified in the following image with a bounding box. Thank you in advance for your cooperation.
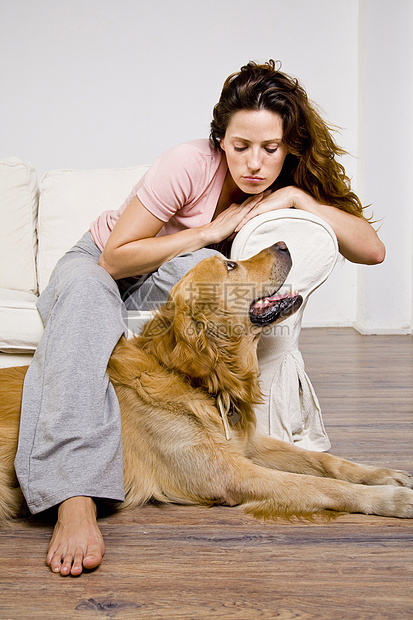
[14,231,220,514]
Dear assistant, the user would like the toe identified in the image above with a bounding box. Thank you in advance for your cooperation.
[70,548,85,576]
[60,553,74,576]
[48,550,63,574]
[83,543,104,570]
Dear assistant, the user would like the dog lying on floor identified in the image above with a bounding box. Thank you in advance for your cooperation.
[0,241,412,524]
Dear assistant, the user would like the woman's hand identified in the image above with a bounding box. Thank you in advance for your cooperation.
[232,186,385,265]
[234,186,299,232]
[201,193,267,245]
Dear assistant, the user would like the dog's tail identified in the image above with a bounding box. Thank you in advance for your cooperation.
[0,365,28,525]
[0,478,24,526]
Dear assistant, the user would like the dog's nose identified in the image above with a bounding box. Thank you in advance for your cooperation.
[273,241,290,255]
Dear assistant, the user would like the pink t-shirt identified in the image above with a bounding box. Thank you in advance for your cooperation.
[90,139,227,251]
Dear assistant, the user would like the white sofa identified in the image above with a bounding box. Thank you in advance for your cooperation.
[0,157,150,367]
[0,156,338,449]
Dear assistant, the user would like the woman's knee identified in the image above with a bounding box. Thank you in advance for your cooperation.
[37,257,122,322]
[57,259,119,297]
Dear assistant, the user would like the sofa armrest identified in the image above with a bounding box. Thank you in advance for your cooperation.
[0,157,38,294]
[231,209,338,451]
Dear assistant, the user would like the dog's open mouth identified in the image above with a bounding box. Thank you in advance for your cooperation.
[249,291,303,326]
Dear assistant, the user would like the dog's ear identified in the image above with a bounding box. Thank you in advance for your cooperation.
[169,307,219,378]
[140,299,218,378]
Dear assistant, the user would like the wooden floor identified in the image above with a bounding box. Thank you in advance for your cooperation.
[0,328,412,619]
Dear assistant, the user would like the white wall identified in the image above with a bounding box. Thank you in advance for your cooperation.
[356,0,413,334]
[0,0,411,332]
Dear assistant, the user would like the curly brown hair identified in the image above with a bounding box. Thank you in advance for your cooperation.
[210,60,364,218]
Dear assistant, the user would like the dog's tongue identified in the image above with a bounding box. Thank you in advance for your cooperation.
[252,292,294,312]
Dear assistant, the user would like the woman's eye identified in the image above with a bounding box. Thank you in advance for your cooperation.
[225,261,238,272]
[265,147,278,154]
[234,146,247,152]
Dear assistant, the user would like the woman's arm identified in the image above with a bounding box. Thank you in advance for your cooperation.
[99,194,264,279]
[234,186,385,265]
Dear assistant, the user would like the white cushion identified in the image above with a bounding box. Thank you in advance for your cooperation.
[0,157,38,293]
[231,209,338,297]
[37,165,150,292]
[231,210,338,451]
[0,288,43,352]
[0,353,33,368]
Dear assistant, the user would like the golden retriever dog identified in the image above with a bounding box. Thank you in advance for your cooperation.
[0,241,412,525]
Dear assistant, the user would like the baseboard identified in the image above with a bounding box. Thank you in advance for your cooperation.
[352,322,412,336]
[302,320,354,329]
[302,320,412,335]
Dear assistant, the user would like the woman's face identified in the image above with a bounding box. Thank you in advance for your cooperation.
[220,109,288,194]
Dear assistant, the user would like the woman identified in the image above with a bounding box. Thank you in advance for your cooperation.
[14,60,385,577]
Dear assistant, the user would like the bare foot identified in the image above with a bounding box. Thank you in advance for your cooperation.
[46,496,105,576]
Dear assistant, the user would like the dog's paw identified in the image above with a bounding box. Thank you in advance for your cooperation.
[365,486,413,518]
[386,487,413,518]
[369,468,413,489]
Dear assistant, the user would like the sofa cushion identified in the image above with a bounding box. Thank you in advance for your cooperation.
[37,165,150,292]
[0,157,38,294]
[0,288,43,353]
[0,353,34,369]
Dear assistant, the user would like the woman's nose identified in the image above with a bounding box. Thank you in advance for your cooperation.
[247,149,262,171]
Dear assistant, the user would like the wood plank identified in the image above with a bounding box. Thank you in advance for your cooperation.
[0,328,412,619]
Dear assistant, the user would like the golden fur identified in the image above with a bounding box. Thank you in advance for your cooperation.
[0,244,412,525]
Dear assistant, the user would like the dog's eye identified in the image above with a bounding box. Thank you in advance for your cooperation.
[225,261,238,272]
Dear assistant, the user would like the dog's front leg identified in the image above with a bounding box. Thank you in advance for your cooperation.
[247,434,413,489]
[151,442,413,519]
[220,457,413,520]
